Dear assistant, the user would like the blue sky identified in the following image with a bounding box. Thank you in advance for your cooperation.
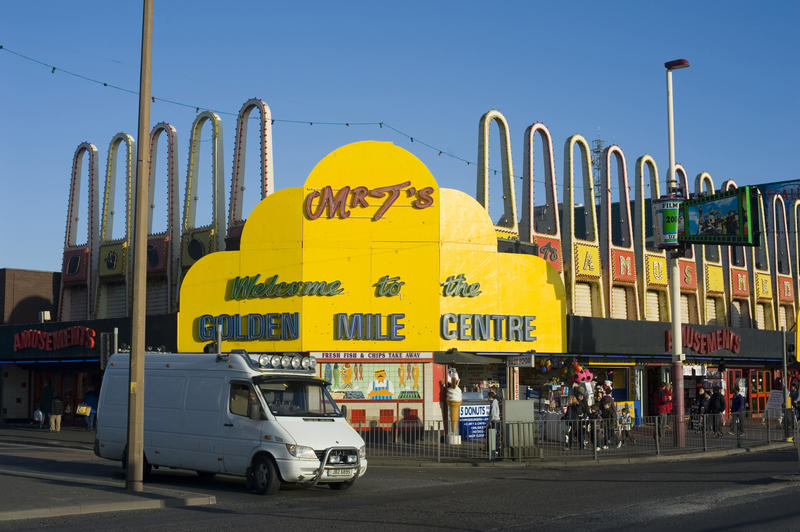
[2,1,798,271]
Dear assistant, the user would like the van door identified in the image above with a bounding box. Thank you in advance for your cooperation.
[222,381,265,475]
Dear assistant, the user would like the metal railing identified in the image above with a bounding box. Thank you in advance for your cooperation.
[353,408,800,463]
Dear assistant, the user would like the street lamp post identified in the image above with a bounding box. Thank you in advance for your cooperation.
[665,58,689,448]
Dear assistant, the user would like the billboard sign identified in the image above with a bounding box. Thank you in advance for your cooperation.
[678,186,760,246]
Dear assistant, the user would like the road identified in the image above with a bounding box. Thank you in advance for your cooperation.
[0,442,799,531]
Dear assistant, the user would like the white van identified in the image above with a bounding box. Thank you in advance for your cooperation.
[95,351,366,494]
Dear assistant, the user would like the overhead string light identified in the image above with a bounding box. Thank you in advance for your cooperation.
[1,44,568,185]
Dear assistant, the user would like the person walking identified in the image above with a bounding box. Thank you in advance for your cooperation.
[49,394,64,432]
[618,406,634,446]
[82,388,99,431]
[600,400,618,449]
[487,390,502,459]
[564,394,586,450]
[38,381,54,429]
[728,386,745,436]
[708,386,725,438]
[653,381,672,441]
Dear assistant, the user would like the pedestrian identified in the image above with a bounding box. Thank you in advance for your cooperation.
[588,404,602,451]
[790,381,800,422]
[619,406,634,446]
[564,393,586,449]
[82,388,99,431]
[728,386,745,436]
[653,381,672,440]
[49,394,64,432]
[487,390,502,459]
[600,400,618,449]
[38,381,53,429]
[709,386,725,438]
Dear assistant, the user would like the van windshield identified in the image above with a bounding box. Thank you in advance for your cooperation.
[256,380,342,417]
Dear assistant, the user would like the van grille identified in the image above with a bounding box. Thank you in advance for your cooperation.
[315,449,357,464]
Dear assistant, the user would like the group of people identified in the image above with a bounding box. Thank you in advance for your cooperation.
[689,384,732,438]
[35,381,98,432]
[562,386,634,451]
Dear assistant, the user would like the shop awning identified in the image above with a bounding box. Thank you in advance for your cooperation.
[433,351,501,365]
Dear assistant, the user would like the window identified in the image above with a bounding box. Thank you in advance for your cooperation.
[229,382,262,419]
[256,379,341,417]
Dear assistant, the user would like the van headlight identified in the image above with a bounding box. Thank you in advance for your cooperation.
[358,445,366,459]
[286,444,317,460]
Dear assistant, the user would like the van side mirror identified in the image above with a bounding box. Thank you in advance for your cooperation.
[340,405,348,419]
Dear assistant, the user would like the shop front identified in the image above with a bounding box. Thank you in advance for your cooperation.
[0,314,177,422]
[567,315,791,417]
[176,141,567,433]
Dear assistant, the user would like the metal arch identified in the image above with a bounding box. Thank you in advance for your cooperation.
[100,132,136,243]
[65,142,99,249]
[721,179,748,268]
[695,172,724,325]
[149,122,181,312]
[59,141,99,321]
[229,98,273,231]
[521,122,559,241]
[793,199,800,304]
[563,134,598,244]
[634,155,662,253]
[148,122,179,237]
[183,110,225,252]
[634,155,670,321]
[771,194,791,276]
[751,190,776,329]
[602,145,633,249]
[601,145,639,320]
[476,110,517,238]
[674,164,693,260]
[563,133,604,317]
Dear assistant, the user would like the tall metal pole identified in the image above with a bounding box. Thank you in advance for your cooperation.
[127,0,153,492]
[665,59,689,448]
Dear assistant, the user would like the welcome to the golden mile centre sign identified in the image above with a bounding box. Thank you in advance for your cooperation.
[177,141,567,353]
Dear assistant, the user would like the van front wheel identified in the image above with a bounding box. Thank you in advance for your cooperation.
[248,455,279,495]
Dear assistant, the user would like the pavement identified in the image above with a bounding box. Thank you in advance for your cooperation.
[0,421,794,521]
[0,423,215,522]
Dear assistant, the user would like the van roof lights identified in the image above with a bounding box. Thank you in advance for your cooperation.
[291,354,302,369]
[270,354,283,368]
[301,356,312,370]
[281,354,292,368]
[258,354,270,368]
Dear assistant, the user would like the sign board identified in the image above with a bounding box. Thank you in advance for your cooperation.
[506,354,534,367]
[678,186,760,246]
[458,403,490,440]
[653,197,682,249]
[765,389,785,417]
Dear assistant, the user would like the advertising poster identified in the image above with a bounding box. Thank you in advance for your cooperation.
[322,361,423,400]
[459,403,490,440]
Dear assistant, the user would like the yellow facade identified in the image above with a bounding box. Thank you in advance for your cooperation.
[177,141,566,354]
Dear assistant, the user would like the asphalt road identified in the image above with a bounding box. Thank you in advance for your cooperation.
[1,442,799,531]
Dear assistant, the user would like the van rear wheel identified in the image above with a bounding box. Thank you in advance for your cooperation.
[249,455,279,495]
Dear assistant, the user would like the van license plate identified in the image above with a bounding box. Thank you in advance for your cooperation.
[328,468,355,477]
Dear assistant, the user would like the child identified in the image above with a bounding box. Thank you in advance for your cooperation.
[619,406,634,446]
[588,404,602,451]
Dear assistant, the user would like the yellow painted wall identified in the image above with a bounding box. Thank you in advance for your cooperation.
[178,141,566,354]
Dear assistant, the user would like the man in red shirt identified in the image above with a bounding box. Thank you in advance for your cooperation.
[654,382,672,440]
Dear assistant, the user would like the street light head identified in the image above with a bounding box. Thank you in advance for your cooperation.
[665,59,690,70]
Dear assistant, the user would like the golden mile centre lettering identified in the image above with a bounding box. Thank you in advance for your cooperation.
[303,181,434,221]
[199,273,536,345]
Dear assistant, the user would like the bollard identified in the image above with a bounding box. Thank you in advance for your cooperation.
[702,415,707,452]
[437,421,441,463]
[655,416,661,456]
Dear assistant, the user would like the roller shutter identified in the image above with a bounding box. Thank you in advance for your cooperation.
[146,278,170,315]
[755,303,766,330]
[645,291,660,321]
[574,283,593,316]
[611,287,628,319]
[705,298,718,325]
